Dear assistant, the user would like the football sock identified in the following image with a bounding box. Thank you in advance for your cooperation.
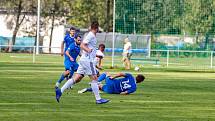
[91,80,101,100]
[57,74,65,83]
[86,88,93,92]
[98,73,106,82]
[69,71,75,79]
[61,78,74,93]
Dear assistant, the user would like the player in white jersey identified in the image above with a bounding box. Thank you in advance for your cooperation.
[55,21,109,104]
[94,44,105,71]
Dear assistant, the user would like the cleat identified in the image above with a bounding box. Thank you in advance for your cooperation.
[55,88,62,103]
[96,98,109,104]
[78,88,88,94]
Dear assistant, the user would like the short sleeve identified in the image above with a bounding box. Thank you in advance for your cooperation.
[83,33,92,44]
[67,43,75,51]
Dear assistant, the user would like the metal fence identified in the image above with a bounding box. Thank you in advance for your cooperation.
[1,45,215,69]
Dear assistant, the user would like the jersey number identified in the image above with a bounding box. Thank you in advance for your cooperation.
[121,80,131,89]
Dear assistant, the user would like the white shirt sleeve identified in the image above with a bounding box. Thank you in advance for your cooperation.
[83,32,92,44]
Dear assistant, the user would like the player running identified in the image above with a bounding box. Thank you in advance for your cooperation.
[61,27,76,56]
[78,72,145,95]
[55,21,109,104]
[55,35,81,88]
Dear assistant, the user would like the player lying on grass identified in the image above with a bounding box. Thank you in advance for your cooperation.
[55,35,81,88]
[78,72,145,95]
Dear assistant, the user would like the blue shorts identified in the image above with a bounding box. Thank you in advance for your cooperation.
[102,78,114,94]
[64,60,79,71]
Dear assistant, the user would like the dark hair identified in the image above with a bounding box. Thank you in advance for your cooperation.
[75,35,82,39]
[91,21,99,30]
[136,74,145,83]
[70,27,76,31]
[99,43,105,49]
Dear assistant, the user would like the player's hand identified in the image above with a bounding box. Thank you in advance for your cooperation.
[70,57,74,61]
[88,48,93,53]
[109,76,114,80]
[120,92,128,95]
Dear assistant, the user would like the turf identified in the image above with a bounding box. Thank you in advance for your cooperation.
[0,59,215,121]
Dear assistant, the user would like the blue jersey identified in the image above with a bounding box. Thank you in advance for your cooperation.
[108,73,136,94]
[65,42,80,62]
[64,33,75,52]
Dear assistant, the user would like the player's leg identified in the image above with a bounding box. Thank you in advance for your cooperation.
[78,84,103,94]
[68,62,79,79]
[55,73,84,102]
[55,62,84,102]
[87,62,109,104]
[127,53,132,69]
[55,70,70,87]
[55,61,71,87]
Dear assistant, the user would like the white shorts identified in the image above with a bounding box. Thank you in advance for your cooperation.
[77,60,97,75]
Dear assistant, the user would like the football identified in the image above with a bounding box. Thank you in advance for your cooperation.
[134,66,140,71]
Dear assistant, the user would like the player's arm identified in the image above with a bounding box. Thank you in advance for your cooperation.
[98,57,102,67]
[110,73,126,79]
[65,45,74,61]
[120,91,128,95]
[80,42,92,53]
[61,41,65,56]
[65,50,74,61]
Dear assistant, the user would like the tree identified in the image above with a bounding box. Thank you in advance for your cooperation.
[184,0,215,49]
[41,0,71,53]
[1,0,37,52]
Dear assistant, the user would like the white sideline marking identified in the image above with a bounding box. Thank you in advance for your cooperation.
[10,56,32,58]
[0,103,48,105]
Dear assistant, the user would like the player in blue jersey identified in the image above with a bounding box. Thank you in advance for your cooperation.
[78,72,145,94]
[61,27,76,56]
[55,35,81,88]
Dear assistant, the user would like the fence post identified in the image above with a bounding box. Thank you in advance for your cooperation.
[33,46,36,63]
[210,51,213,68]
[167,50,169,67]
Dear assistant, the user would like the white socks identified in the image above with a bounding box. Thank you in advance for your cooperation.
[61,78,74,93]
[91,81,101,100]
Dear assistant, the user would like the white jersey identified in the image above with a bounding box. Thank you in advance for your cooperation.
[80,31,97,62]
[123,42,132,54]
[94,50,104,65]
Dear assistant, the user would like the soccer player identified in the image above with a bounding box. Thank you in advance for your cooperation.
[55,35,81,88]
[78,72,145,95]
[61,27,76,56]
[94,43,105,70]
[122,38,132,70]
[55,21,109,104]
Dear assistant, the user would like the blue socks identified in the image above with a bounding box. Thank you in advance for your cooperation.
[57,74,65,83]
[86,88,93,92]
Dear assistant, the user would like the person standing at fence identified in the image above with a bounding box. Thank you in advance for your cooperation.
[55,21,109,104]
[122,38,132,70]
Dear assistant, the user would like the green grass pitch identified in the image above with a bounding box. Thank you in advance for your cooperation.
[0,54,215,121]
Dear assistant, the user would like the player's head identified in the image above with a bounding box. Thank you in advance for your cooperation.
[124,38,129,44]
[70,27,76,36]
[91,21,99,32]
[135,74,145,83]
[98,44,105,52]
[75,35,82,45]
